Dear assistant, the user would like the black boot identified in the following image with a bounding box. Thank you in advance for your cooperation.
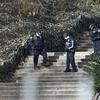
[73,68,78,72]
[64,69,71,72]
[34,65,40,70]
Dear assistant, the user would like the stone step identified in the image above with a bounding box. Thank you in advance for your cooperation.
[38,57,90,62]
[34,91,91,96]
[59,52,92,57]
[15,75,89,79]
[31,81,92,85]
[50,62,85,66]
[76,48,93,51]
[0,97,88,100]
[32,51,93,57]
[15,76,91,82]
[45,58,90,62]
[0,94,92,97]
[38,96,93,100]
[15,71,87,75]
[48,56,59,59]
[76,49,92,51]
[47,51,91,56]
[47,52,65,56]
[30,53,64,58]
[15,73,89,78]
[49,64,77,66]
[38,85,92,90]
[17,78,89,82]
[15,73,88,78]
[16,66,80,71]
[47,56,90,59]
[76,46,93,49]
[36,97,92,100]
[37,59,82,63]
[76,47,93,50]
[79,34,90,37]
[78,33,90,36]
[0,91,90,96]
[37,96,93,100]
[0,81,93,88]
[35,94,92,97]
[0,97,21,100]
[52,59,90,62]
[37,88,92,92]
[37,59,88,63]
[78,39,92,42]
[34,56,59,60]
[80,36,90,39]
[17,78,89,83]
[0,79,93,89]
[19,76,91,81]
[77,43,92,46]
[15,72,88,77]
[46,56,90,60]
[0,88,92,94]
[0,87,92,92]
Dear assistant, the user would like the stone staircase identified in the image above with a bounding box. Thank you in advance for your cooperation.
[0,32,95,100]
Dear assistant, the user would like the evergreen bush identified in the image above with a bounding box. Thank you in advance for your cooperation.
[0,38,29,80]
[84,53,100,92]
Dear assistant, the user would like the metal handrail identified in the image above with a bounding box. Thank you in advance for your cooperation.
[93,93,100,100]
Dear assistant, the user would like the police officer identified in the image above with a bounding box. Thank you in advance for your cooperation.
[30,32,48,69]
[63,33,78,72]
[89,24,100,53]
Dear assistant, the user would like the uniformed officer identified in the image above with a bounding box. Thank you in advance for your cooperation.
[29,32,48,69]
[63,33,78,72]
[89,24,100,53]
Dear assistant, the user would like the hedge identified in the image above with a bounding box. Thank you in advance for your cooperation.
[0,38,30,81]
[83,53,100,92]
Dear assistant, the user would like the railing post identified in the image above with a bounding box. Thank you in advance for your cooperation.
[93,93,100,100]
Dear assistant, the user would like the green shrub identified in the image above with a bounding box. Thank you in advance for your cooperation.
[84,53,100,92]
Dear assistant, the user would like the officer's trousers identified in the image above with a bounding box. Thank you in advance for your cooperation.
[93,40,100,53]
[66,51,77,70]
[33,49,47,66]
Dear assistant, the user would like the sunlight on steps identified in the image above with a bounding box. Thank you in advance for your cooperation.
[15,55,94,100]
[20,72,40,100]
[17,52,94,100]
[0,51,95,100]
[77,74,94,100]
[17,69,94,100]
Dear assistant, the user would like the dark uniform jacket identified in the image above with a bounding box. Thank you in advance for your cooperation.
[89,28,100,41]
[30,34,44,50]
[65,36,75,52]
